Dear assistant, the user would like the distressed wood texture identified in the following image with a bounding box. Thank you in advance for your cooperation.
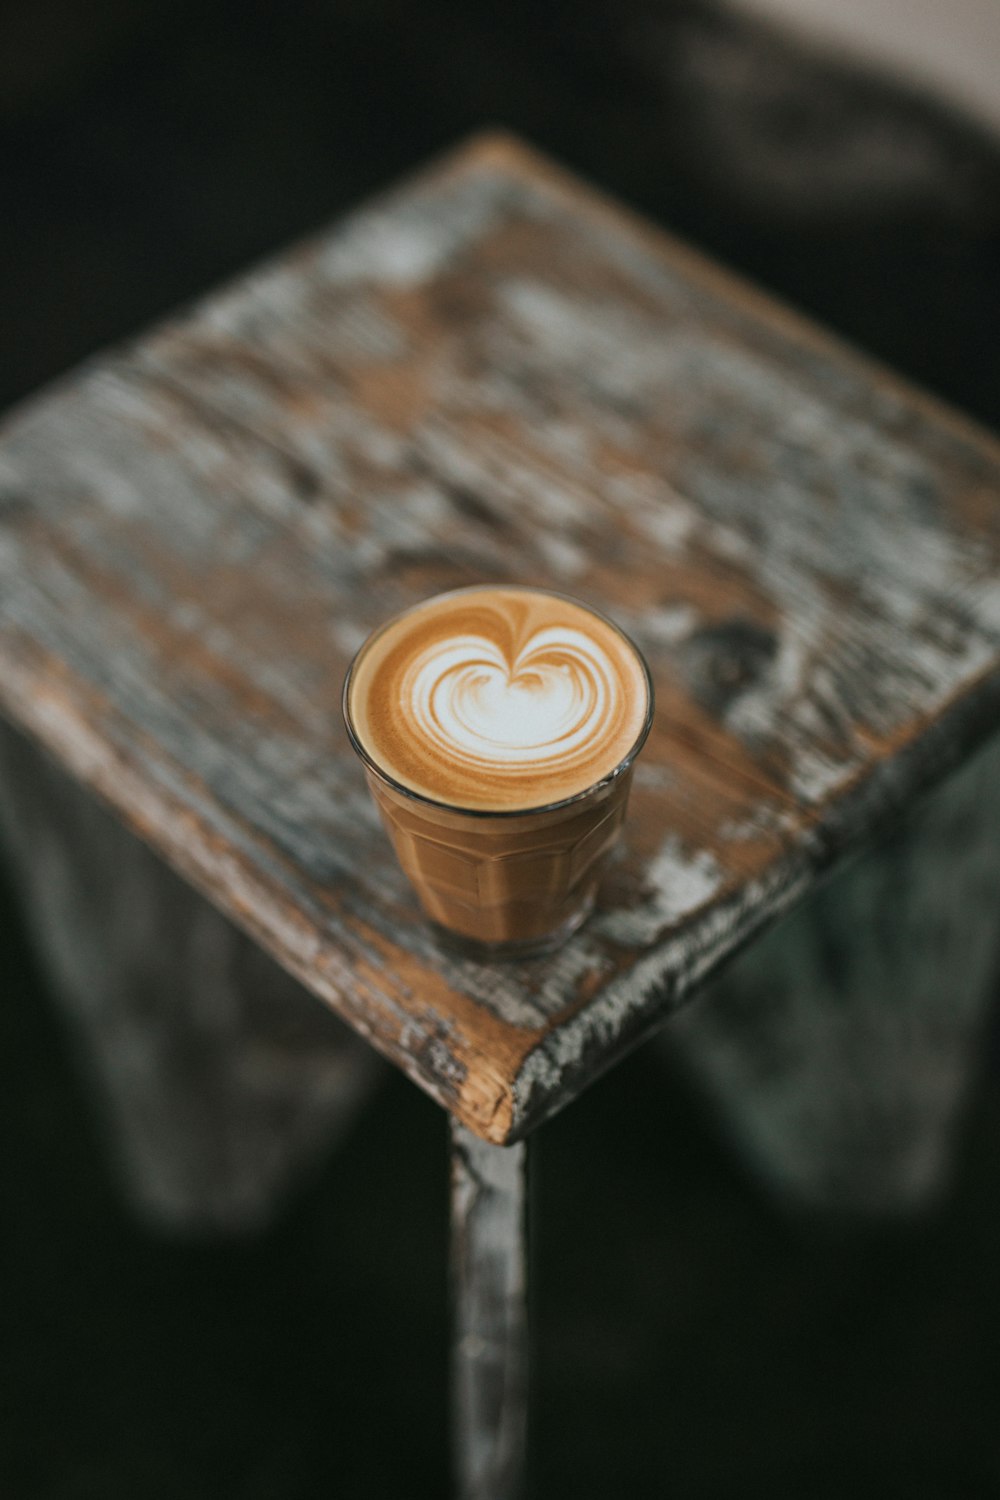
[0,719,381,1231]
[450,1122,528,1500]
[1,131,999,1145]
[668,731,1000,1214]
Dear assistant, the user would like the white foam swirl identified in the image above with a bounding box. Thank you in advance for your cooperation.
[347,586,651,810]
[404,625,618,770]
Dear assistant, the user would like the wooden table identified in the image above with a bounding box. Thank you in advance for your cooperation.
[2,133,1000,1498]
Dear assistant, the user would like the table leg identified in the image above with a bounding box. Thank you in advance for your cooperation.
[667,733,1000,1216]
[0,720,381,1233]
[450,1119,529,1500]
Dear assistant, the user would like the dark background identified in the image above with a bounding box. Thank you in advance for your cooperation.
[2,2,1000,1495]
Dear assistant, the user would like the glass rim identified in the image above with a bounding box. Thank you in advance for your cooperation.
[341,583,656,821]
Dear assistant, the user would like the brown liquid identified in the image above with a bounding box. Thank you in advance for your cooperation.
[345,587,652,956]
[347,585,649,811]
[362,761,637,951]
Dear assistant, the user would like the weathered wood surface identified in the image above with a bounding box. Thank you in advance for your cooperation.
[0,719,381,1231]
[1,132,999,1144]
[667,730,1000,1214]
[450,1122,528,1500]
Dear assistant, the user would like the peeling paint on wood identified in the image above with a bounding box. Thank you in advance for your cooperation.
[0,719,381,1231]
[1,132,999,1144]
[450,1121,527,1500]
[667,731,1000,1213]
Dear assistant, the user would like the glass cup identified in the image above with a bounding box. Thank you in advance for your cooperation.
[342,590,654,961]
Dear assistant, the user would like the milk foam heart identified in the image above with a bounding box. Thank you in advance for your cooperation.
[347,587,651,812]
[409,626,612,765]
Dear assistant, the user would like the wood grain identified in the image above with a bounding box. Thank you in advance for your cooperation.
[0,718,381,1231]
[667,730,1000,1213]
[1,132,999,1143]
[450,1122,527,1499]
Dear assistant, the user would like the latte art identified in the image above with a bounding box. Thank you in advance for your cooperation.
[409,627,613,766]
[347,587,651,811]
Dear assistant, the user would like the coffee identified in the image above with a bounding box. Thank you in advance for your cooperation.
[344,586,653,957]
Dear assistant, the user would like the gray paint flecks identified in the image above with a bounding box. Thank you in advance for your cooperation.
[1,132,999,1149]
